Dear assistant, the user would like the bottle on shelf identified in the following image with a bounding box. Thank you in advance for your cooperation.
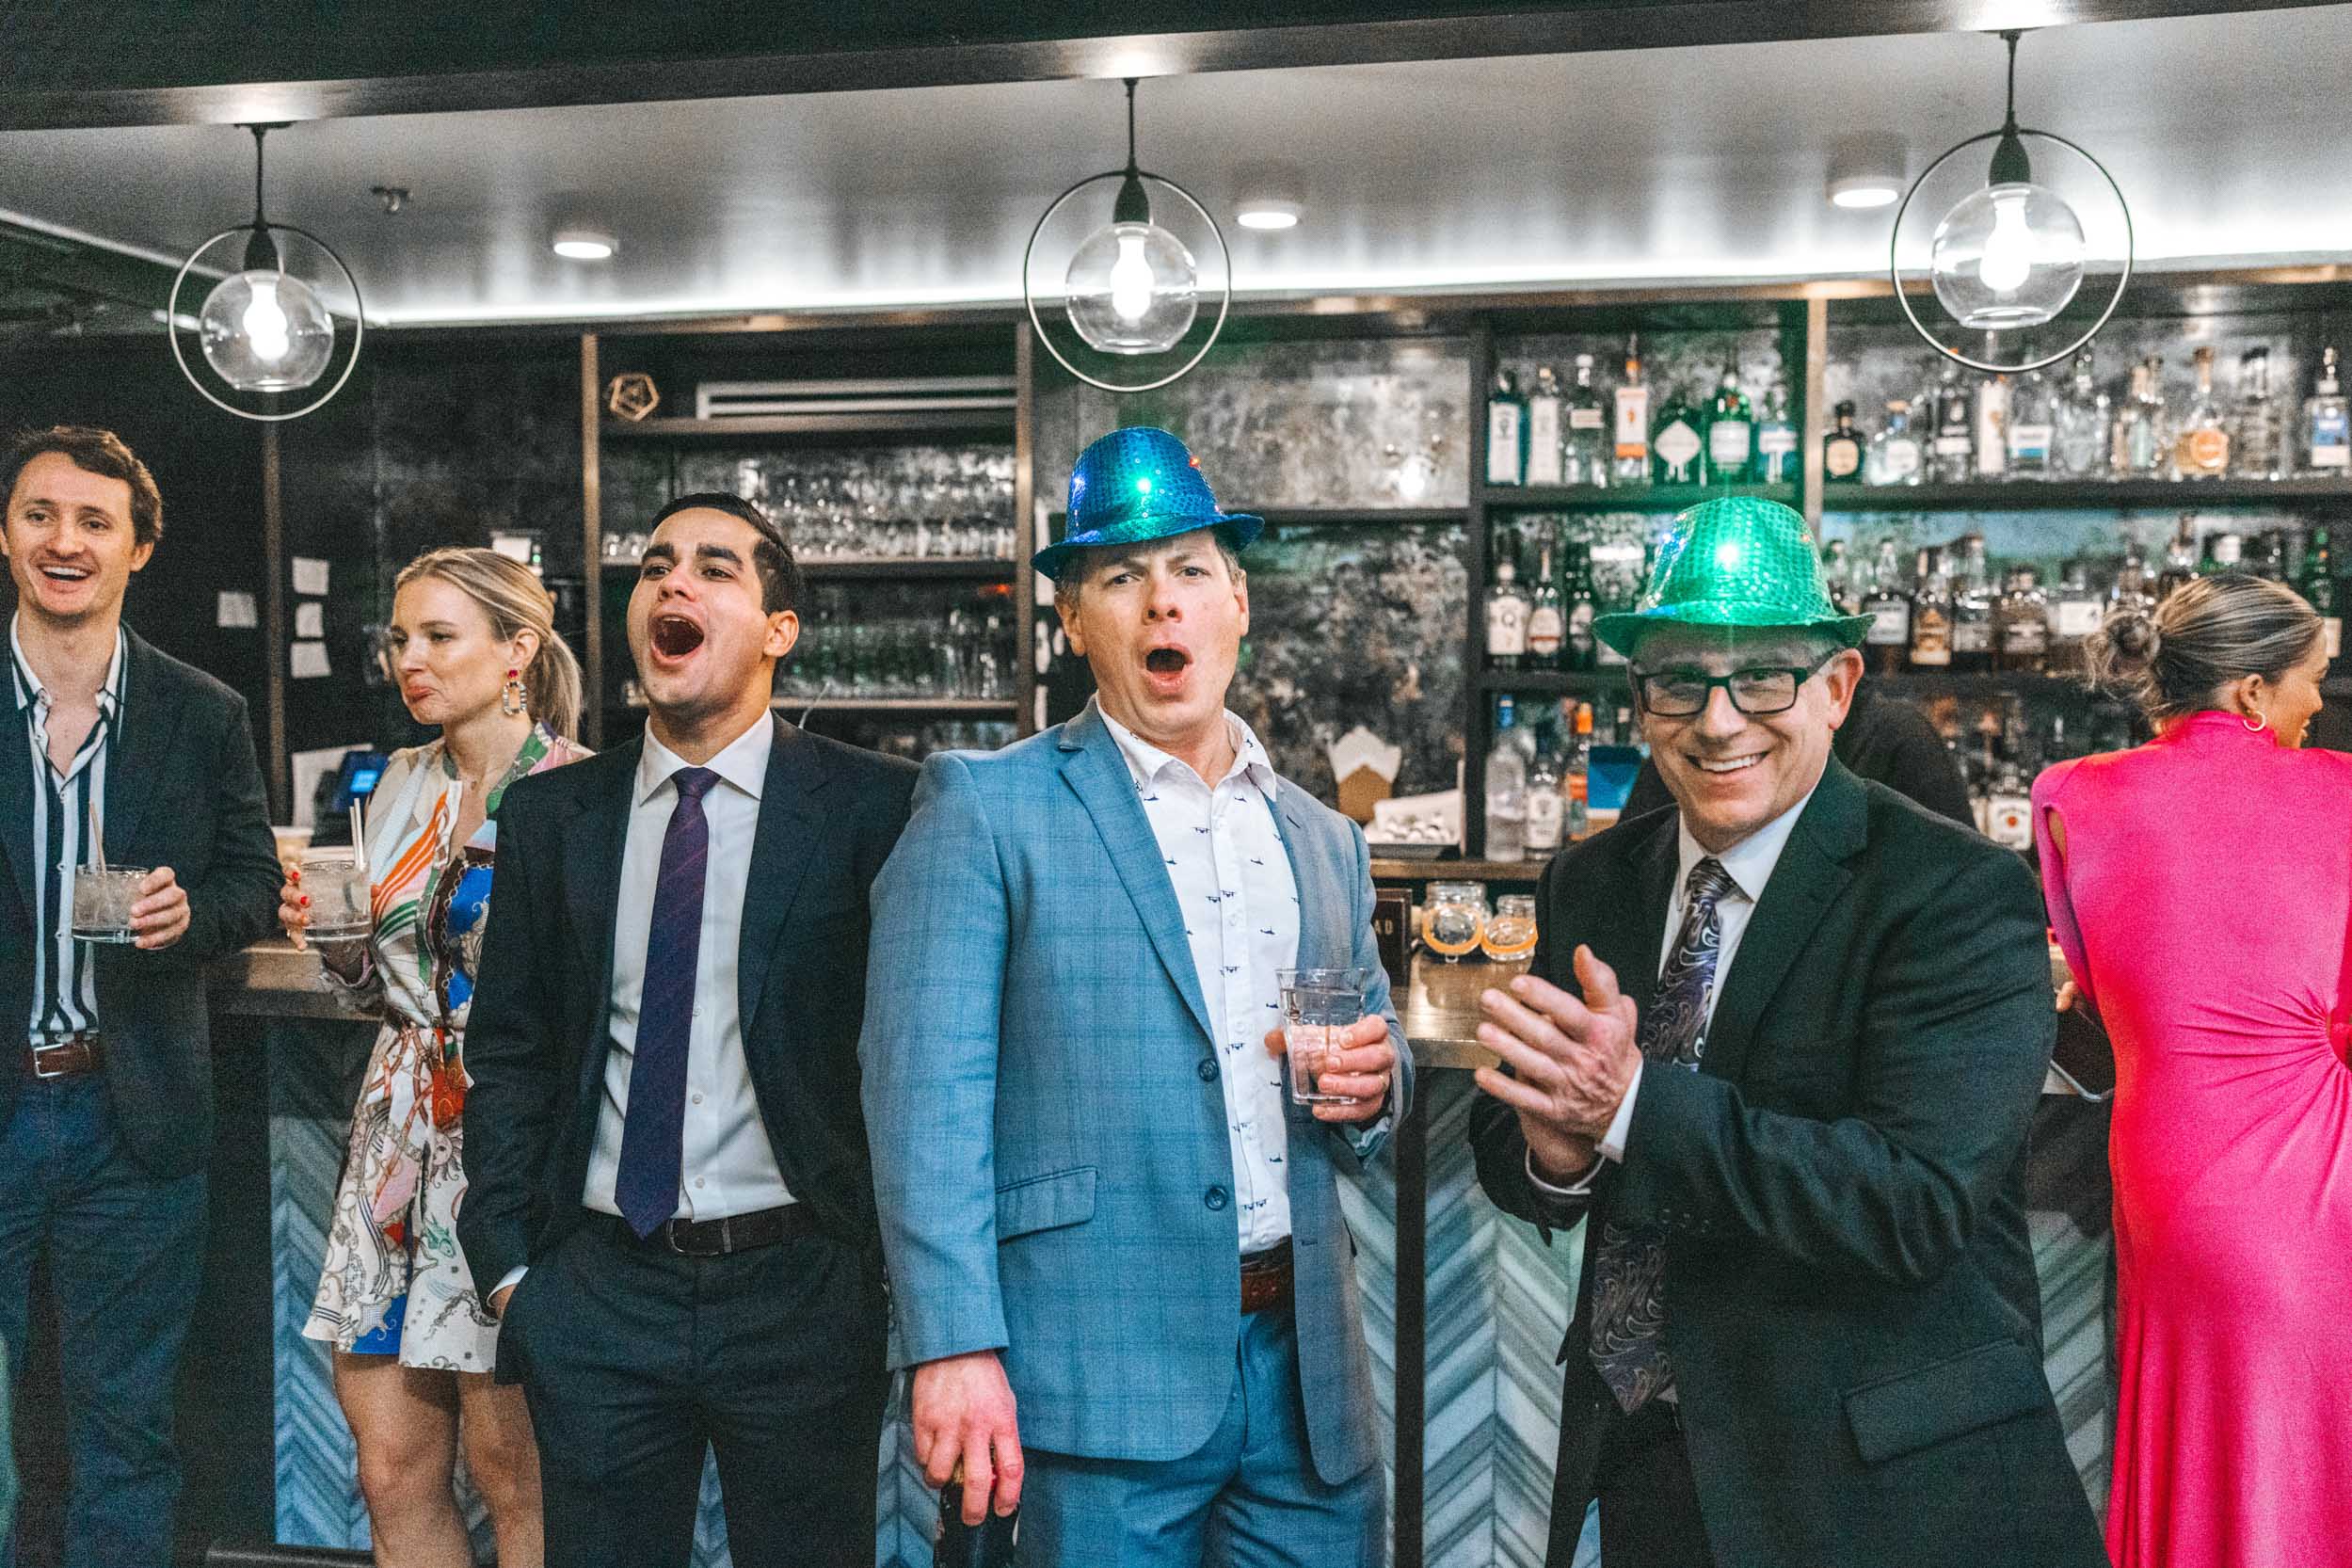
[2045,556,2104,674]
[1564,538,1598,671]
[1526,527,1565,669]
[2156,516,2200,598]
[1565,701,1594,840]
[2232,346,2283,481]
[1861,536,1913,675]
[1821,536,1860,615]
[1756,380,1799,487]
[2006,369,2053,478]
[1612,336,1652,487]
[2251,529,2288,583]
[2174,344,2232,480]
[1705,360,1755,487]
[1909,546,1954,670]
[1993,566,2049,673]
[1484,696,1528,862]
[1931,364,1975,484]
[1651,382,1706,487]
[1594,544,1641,670]
[1564,354,1608,487]
[1525,723,1564,857]
[2109,542,2156,620]
[2304,346,2351,476]
[1822,399,1864,485]
[1973,374,2010,480]
[1526,365,1566,486]
[1866,400,1925,486]
[2115,360,2163,477]
[1486,369,1528,487]
[2209,531,2246,577]
[2300,525,2342,660]
[1948,533,1994,673]
[1483,530,1530,669]
[2052,350,2110,478]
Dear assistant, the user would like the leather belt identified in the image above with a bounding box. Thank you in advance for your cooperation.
[610,1204,815,1257]
[27,1032,104,1080]
[1240,1239,1295,1316]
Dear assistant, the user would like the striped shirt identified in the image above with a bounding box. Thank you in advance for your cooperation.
[10,616,126,1039]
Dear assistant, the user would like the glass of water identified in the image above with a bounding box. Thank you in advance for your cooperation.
[300,851,374,943]
[1278,967,1369,1106]
[72,866,152,943]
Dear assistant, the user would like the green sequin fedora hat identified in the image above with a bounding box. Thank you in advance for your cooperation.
[1032,426,1263,582]
[1592,495,1876,659]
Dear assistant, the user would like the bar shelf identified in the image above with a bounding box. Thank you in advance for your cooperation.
[1477,482,1800,512]
[600,408,1016,440]
[1823,478,2352,511]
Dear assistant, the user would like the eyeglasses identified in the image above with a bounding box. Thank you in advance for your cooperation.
[1630,650,1837,717]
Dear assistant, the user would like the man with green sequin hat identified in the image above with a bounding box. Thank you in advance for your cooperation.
[1469,492,2104,1567]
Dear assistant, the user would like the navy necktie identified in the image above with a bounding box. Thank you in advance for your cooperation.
[616,765,720,1239]
[1589,855,1737,1411]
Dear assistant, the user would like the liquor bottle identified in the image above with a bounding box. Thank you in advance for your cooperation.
[2304,345,2351,476]
[2051,351,2110,477]
[1526,365,1565,486]
[2156,516,2200,598]
[1822,399,1864,485]
[1983,760,2034,851]
[1705,361,1755,487]
[2045,556,2104,674]
[2115,360,2162,477]
[2173,344,2231,479]
[1861,537,1913,675]
[1564,354,1608,487]
[1525,726,1564,857]
[2232,346,2283,481]
[1486,369,1528,487]
[1483,533,1529,669]
[1651,383,1705,487]
[1909,547,1953,670]
[2251,529,2288,583]
[2006,369,2053,477]
[1931,365,1975,483]
[2108,543,2156,621]
[1525,529,1565,668]
[1866,400,1925,487]
[1563,539,1598,671]
[1484,696,1528,862]
[1756,381,1799,486]
[1821,536,1860,615]
[2210,531,2246,576]
[2301,525,2343,660]
[1993,566,2049,673]
[1974,375,2010,480]
[1948,533,1994,673]
[1565,701,1594,839]
[1613,336,1652,487]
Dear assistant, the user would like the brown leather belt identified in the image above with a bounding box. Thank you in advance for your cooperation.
[26,1032,104,1080]
[1240,1239,1295,1316]
[609,1203,815,1257]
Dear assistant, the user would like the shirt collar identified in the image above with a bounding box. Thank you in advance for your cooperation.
[1675,781,1818,907]
[635,712,772,807]
[1094,696,1279,799]
[9,615,126,719]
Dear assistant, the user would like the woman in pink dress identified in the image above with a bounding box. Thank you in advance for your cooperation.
[2034,572,2352,1568]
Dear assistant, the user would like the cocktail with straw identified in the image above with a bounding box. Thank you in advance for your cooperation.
[299,802,374,944]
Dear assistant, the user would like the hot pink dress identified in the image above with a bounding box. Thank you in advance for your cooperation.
[2033,711,2352,1568]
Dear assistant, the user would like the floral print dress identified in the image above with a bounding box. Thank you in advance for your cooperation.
[302,725,588,1370]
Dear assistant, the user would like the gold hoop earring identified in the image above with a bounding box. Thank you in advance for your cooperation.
[2243,709,2268,734]
[502,667,527,717]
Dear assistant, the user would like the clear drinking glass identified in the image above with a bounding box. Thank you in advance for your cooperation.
[1279,967,1369,1106]
[300,850,374,942]
[1481,893,1539,962]
[71,866,152,943]
[1423,881,1488,964]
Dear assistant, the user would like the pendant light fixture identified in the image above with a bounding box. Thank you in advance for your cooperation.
[1890,31,2131,376]
[168,124,364,422]
[1024,78,1231,393]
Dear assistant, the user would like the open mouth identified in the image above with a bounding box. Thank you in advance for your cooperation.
[1144,647,1191,677]
[651,615,706,658]
[1691,752,1765,776]
[38,565,92,584]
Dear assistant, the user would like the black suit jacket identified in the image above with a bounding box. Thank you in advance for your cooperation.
[1471,758,2104,1568]
[456,718,918,1307]
[0,629,280,1176]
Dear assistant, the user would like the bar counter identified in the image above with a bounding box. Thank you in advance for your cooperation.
[189,945,2111,1568]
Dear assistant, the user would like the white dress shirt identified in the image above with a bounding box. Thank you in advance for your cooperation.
[1532,782,1819,1192]
[1098,700,1301,1255]
[583,716,794,1222]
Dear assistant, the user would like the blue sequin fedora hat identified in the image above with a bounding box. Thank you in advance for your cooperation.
[1031,425,1263,582]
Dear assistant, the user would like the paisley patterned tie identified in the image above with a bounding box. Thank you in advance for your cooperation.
[1588,855,1737,1412]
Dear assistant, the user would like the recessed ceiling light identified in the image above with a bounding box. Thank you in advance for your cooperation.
[1238,200,1302,231]
[1234,160,1305,232]
[1826,137,1907,212]
[1830,180,1901,210]
[552,226,617,261]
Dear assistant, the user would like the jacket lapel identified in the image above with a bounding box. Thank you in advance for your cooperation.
[100,632,179,863]
[1586,812,1677,1023]
[1701,760,1864,1086]
[1058,708,1217,1047]
[737,718,823,1043]
[563,742,638,1005]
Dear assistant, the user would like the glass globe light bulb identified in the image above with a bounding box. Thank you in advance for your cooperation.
[1064,219,1198,356]
[1928,179,2088,331]
[1977,192,2036,295]
[200,267,335,392]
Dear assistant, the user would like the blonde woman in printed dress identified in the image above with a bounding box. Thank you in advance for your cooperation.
[280,548,588,1568]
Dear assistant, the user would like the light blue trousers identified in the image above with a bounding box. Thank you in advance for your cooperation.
[1019,1308,1385,1568]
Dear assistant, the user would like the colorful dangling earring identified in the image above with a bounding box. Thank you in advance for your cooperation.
[502,666,526,716]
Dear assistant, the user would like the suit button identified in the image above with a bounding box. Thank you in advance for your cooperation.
[1205,1186,1229,1211]
[1198,1058,1219,1082]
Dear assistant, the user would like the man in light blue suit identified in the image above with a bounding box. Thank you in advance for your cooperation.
[861,426,1410,1567]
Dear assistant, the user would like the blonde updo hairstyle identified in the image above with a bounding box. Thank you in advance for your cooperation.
[2086,570,2322,727]
[392,547,583,740]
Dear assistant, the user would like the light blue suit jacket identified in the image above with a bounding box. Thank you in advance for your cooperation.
[859,704,1411,1482]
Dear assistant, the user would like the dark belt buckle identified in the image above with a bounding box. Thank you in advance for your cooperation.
[31,1037,89,1080]
[664,1216,727,1257]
